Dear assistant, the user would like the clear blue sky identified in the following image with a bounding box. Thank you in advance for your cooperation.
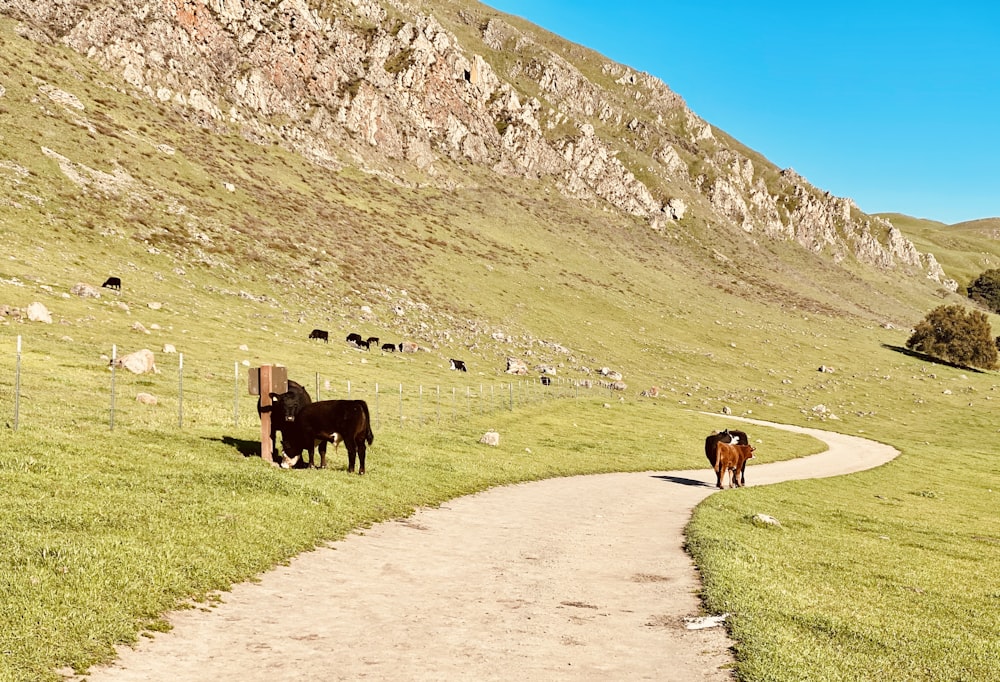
[482,1,1000,224]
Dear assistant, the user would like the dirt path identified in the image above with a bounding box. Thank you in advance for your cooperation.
[80,417,898,681]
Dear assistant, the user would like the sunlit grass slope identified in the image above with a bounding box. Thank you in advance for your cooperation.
[0,13,997,682]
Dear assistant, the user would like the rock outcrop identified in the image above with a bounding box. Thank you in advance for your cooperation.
[0,0,944,280]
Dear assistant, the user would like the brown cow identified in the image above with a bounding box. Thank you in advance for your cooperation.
[714,442,755,489]
[705,429,750,485]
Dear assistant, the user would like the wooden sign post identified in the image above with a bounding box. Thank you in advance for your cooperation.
[249,364,288,463]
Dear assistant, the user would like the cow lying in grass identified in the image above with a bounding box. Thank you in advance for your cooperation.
[270,396,374,474]
[714,442,755,489]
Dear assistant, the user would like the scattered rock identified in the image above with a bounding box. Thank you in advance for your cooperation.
[506,357,528,375]
[751,513,782,528]
[111,348,159,374]
[135,392,158,405]
[479,431,500,447]
[70,283,101,298]
[27,302,52,323]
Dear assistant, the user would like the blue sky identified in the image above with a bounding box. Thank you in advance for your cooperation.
[482,1,1000,224]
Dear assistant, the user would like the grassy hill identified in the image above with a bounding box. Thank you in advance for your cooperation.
[1,13,998,682]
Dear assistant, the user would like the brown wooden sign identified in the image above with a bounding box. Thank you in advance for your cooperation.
[249,365,288,463]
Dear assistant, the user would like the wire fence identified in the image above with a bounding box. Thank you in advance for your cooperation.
[2,336,614,436]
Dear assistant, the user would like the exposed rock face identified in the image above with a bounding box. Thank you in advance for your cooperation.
[1,0,942,279]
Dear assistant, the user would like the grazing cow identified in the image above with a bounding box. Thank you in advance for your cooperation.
[714,442,755,489]
[102,276,121,290]
[308,329,329,343]
[259,379,312,453]
[450,359,467,372]
[272,398,374,473]
[366,337,379,349]
[381,342,396,352]
[346,333,363,345]
[540,376,552,386]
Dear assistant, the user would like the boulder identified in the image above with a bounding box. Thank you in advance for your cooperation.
[111,348,159,374]
[70,283,101,298]
[27,302,52,323]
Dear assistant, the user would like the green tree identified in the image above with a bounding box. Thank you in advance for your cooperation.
[906,304,998,370]
[966,268,1000,313]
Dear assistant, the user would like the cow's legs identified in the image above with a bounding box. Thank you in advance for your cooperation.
[318,440,328,469]
[356,440,366,475]
[347,442,357,474]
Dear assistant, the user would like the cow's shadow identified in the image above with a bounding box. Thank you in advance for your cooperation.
[652,474,714,488]
[215,435,262,458]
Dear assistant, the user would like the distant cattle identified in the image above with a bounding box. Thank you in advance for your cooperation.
[381,343,396,352]
[449,359,467,372]
[102,276,121,291]
[308,329,329,343]
[271,398,374,473]
[346,333,363,345]
[366,337,379,349]
[261,379,312,453]
[540,376,552,386]
[714,442,755,489]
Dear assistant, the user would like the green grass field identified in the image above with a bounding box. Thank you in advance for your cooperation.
[1,11,999,682]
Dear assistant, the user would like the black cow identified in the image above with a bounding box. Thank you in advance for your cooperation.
[450,359,467,372]
[704,428,750,486]
[102,276,121,290]
[259,379,312,454]
[309,329,329,343]
[366,337,379,349]
[346,333,370,350]
[540,376,552,386]
[271,398,374,474]
[381,343,396,352]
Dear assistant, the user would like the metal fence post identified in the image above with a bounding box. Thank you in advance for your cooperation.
[110,344,117,431]
[13,336,21,430]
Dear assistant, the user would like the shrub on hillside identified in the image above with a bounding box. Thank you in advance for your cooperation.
[966,268,1000,313]
[906,305,998,370]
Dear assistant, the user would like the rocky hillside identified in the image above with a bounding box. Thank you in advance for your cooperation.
[0,0,955,293]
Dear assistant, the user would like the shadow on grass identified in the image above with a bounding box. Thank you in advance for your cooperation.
[881,344,988,373]
[212,435,261,458]
[652,474,713,488]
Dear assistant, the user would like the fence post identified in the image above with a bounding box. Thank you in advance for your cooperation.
[13,336,21,430]
[178,353,184,428]
[233,362,239,427]
[436,385,441,423]
[110,344,117,431]
[398,383,403,427]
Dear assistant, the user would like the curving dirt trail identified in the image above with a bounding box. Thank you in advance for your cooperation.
[80,417,898,681]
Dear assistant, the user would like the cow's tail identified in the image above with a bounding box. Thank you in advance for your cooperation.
[360,400,374,444]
